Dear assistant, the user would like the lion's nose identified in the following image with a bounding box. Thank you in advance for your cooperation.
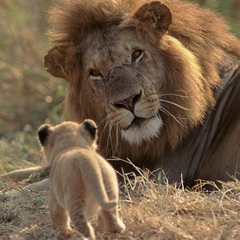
[113,92,141,112]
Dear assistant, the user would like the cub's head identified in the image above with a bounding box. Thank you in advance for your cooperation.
[38,120,98,163]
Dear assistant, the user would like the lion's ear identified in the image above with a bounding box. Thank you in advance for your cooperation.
[38,124,53,146]
[44,46,69,79]
[134,1,172,34]
[123,1,172,38]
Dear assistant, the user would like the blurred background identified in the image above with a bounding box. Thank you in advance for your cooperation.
[0,0,240,173]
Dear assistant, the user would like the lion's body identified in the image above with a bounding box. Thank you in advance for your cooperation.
[1,0,240,188]
[38,120,125,239]
[43,0,240,186]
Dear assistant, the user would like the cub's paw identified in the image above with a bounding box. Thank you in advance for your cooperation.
[57,229,74,240]
[112,219,126,233]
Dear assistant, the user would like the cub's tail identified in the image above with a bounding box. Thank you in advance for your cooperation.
[82,161,117,210]
[91,177,117,210]
[100,200,117,210]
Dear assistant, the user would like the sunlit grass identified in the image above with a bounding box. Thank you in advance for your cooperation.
[0,131,42,174]
[1,166,240,239]
[0,0,64,134]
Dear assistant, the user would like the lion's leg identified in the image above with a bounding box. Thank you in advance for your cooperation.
[1,165,50,197]
[3,178,49,198]
[23,178,49,191]
[0,166,44,182]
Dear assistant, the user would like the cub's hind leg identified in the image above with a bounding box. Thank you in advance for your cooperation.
[97,208,125,233]
[98,164,125,233]
[49,193,71,237]
[68,207,95,240]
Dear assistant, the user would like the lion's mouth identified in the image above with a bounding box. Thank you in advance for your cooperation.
[121,117,147,130]
[120,115,163,145]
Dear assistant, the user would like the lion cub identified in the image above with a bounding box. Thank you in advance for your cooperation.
[38,120,125,239]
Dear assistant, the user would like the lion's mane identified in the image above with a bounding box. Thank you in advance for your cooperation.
[45,0,240,181]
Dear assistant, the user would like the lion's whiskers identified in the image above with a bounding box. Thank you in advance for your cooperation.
[158,93,189,98]
[159,99,190,111]
[109,124,113,149]
[105,123,112,154]
[98,118,110,151]
[101,121,114,156]
[115,125,120,147]
[97,113,108,127]
[157,94,189,127]
[159,106,187,128]
[97,113,121,154]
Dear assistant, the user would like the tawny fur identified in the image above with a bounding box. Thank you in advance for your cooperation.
[38,120,125,239]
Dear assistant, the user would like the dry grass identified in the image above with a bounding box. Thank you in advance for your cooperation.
[1,164,240,240]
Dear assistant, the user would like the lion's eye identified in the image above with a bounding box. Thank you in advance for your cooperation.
[89,69,102,77]
[132,50,144,63]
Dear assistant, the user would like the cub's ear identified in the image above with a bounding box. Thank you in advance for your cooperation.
[122,1,172,39]
[38,124,53,146]
[44,45,69,79]
[83,119,97,140]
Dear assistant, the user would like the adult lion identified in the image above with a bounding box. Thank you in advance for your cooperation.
[2,0,240,189]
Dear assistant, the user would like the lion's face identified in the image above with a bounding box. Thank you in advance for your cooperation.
[81,27,166,144]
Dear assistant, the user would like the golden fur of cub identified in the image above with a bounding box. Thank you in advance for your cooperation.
[38,119,125,239]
